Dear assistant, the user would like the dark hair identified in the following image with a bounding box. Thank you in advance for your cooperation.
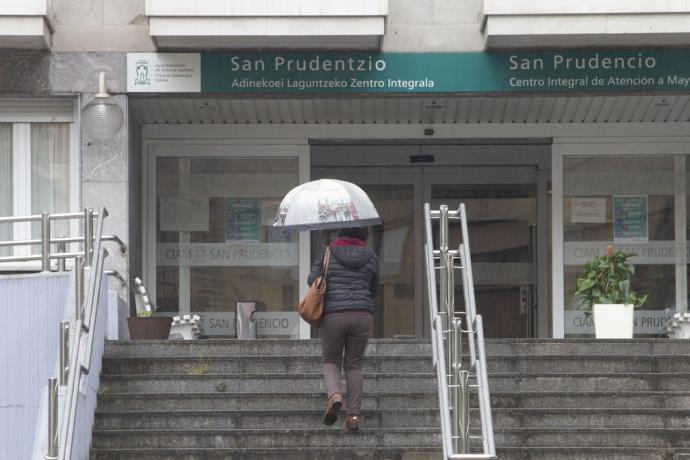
[338,226,369,241]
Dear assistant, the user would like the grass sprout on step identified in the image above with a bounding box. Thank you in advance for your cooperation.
[182,361,209,375]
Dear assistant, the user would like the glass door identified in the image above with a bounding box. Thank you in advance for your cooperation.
[425,167,546,338]
[313,168,423,338]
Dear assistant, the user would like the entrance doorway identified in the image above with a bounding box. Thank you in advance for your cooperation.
[312,142,551,339]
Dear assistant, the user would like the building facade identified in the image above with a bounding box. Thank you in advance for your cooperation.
[2,0,690,339]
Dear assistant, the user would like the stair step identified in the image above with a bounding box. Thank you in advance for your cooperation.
[497,447,690,460]
[94,408,690,430]
[98,372,690,393]
[104,338,690,358]
[90,447,442,460]
[104,339,433,358]
[95,390,690,412]
[101,355,436,375]
[100,354,690,375]
[495,428,690,448]
[91,428,442,449]
[98,373,437,393]
[95,391,441,411]
[94,409,442,430]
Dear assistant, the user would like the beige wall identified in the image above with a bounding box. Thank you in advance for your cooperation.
[50,0,155,51]
[47,0,486,52]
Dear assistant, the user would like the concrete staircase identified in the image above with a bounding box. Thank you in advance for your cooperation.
[91,339,690,459]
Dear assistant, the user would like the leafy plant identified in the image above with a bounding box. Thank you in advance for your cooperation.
[575,245,647,317]
[137,310,154,318]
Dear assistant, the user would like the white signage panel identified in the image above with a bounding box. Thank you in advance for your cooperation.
[564,241,690,265]
[253,312,299,338]
[157,242,299,267]
[564,310,669,335]
[160,196,210,232]
[571,197,606,223]
[158,311,236,336]
[127,53,201,92]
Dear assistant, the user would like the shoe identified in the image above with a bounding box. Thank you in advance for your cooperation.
[323,393,343,426]
[344,414,360,432]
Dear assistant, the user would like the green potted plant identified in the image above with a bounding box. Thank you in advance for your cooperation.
[575,245,647,338]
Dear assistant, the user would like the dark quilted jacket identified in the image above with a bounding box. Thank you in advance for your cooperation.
[307,244,379,314]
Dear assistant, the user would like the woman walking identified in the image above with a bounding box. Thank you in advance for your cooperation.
[308,226,379,432]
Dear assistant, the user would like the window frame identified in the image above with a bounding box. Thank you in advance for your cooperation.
[0,99,80,270]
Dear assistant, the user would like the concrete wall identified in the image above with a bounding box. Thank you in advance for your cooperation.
[50,0,155,51]
[0,273,69,460]
[44,0,487,53]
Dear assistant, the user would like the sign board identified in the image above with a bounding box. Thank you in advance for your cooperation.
[157,242,298,267]
[564,310,669,335]
[225,198,260,243]
[127,53,200,92]
[613,196,648,243]
[128,50,690,94]
[253,312,299,338]
[160,196,209,232]
[564,241,690,265]
[571,198,606,224]
[157,311,299,337]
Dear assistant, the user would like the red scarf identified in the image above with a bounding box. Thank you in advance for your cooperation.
[331,236,367,247]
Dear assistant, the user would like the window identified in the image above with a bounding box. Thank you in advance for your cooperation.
[0,122,73,259]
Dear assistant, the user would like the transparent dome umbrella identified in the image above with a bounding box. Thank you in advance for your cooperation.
[273,179,381,231]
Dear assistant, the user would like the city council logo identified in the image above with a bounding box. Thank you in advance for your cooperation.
[134,59,151,86]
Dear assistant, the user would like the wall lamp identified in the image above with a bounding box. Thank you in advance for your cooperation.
[82,71,124,140]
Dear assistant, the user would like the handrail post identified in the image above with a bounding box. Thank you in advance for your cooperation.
[459,369,470,453]
[45,377,58,460]
[59,321,69,385]
[83,208,93,267]
[56,241,66,272]
[75,255,84,321]
[41,213,50,272]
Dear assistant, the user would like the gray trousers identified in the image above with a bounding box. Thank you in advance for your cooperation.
[319,310,373,415]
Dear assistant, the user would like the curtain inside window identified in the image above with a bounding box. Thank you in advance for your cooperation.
[31,123,70,246]
[0,124,12,256]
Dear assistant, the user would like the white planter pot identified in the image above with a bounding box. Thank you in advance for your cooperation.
[593,304,634,339]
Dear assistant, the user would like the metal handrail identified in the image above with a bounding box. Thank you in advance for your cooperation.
[58,206,110,460]
[424,203,496,459]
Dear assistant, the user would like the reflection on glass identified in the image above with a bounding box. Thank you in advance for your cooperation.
[432,184,537,338]
[0,124,11,257]
[31,124,70,253]
[311,185,415,338]
[156,157,299,322]
[563,156,675,336]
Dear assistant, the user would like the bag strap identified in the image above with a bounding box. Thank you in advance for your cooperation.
[322,247,331,278]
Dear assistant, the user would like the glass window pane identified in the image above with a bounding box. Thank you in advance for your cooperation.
[563,156,674,337]
[312,184,416,339]
[31,123,70,251]
[156,156,300,337]
[0,124,12,256]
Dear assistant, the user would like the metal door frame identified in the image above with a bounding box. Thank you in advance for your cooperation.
[313,166,425,338]
[422,166,550,338]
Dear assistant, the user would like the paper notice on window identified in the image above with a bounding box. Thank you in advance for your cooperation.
[160,197,209,232]
[571,198,606,224]
[613,195,648,243]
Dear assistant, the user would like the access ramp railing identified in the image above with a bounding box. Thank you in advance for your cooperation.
[424,203,496,459]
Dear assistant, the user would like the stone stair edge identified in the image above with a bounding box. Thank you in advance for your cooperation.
[95,389,690,397]
[98,371,690,378]
[101,353,690,360]
[92,427,441,434]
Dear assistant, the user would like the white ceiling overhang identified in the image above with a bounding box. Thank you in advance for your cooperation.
[481,0,690,49]
[146,0,387,50]
[0,0,52,49]
[130,94,690,125]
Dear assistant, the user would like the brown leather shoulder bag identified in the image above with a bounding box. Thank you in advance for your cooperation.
[298,247,331,327]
